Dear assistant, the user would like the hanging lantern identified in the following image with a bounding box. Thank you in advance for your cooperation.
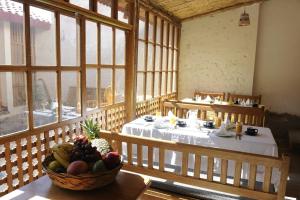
[239,9,250,26]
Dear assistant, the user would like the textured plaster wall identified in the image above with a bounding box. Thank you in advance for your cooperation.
[253,0,300,116]
[178,4,259,99]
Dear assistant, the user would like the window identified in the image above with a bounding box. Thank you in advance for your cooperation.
[60,15,79,66]
[32,72,57,127]
[61,72,81,120]
[97,0,112,17]
[136,8,179,102]
[30,6,56,66]
[86,68,97,110]
[118,0,129,24]
[100,69,113,106]
[0,72,28,135]
[86,20,98,64]
[70,0,89,9]
[0,0,25,65]
[101,25,113,65]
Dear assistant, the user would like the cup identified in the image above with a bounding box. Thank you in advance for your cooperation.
[170,116,176,126]
[245,127,258,136]
[236,122,243,135]
[156,111,162,117]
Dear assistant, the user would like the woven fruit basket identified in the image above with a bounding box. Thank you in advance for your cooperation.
[42,155,122,190]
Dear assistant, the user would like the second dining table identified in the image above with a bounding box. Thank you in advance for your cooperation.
[121,115,280,190]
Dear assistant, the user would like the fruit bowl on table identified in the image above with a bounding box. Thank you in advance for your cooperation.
[42,154,123,191]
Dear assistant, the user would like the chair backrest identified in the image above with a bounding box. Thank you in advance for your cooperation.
[194,91,225,101]
[162,100,265,126]
[227,93,262,104]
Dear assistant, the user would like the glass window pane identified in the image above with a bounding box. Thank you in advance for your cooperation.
[118,0,129,24]
[86,68,97,110]
[100,68,112,106]
[163,21,168,46]
[161,72,166,95]
[174,50,178,71]
[174,27,178,48]
[167,72,172,93]
[101,25,113,65]
[97,0,112,17]
[86,20,97,64]
[30,6,56,66]
[162,47,167,71]
[0,1,25,65]
[116,29,125,65]
[137,41,145,71]
[156,17,161,44]
[136,73,144,102]
[61,72,81,120]
[169,24,173,47]
[146,72,153,100]
[147,44,153,71]
[155,45,161,71]
[148,13,154,42]
[168,49,172,70]
[172,72,177,92]
[61,15,79,66]
[154,72,160,97]
[32,72,57,127]
[139,9,146,40]
[70,0,89,9]
[115,69,125,103]
[0,72,28,135]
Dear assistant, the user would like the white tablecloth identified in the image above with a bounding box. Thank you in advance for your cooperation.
[121,117,280,189]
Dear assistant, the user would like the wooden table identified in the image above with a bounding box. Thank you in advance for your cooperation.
[2,171,151,200]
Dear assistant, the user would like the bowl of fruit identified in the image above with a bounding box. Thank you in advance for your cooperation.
[42,119,122,190]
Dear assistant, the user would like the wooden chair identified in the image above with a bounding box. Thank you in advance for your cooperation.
[162,100,265,126]
[227,93,262,104]
[194,91,225,101]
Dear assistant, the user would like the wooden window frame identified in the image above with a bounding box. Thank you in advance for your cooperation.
[136,5,180,102]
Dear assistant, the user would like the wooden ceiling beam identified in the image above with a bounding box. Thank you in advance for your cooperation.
[182,0,266,21]
[140,0,181,25]
[147,0,267,21]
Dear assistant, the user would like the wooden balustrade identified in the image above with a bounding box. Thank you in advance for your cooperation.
[101,131,290,200]
[136,93,177,117]
[0,93,176,197]
[162,100,265,126]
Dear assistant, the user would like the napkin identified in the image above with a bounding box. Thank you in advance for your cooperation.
[168,110,174,118]
[153,118,169,129]
[204,95,212,102]
[213,123,235,136]
[245,98,251,106]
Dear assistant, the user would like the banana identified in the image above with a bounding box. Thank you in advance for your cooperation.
[55,147,70,162]
[53,152,70,168]
[60,143,74,153]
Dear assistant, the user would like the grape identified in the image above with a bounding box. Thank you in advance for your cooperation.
[70,137,102,163]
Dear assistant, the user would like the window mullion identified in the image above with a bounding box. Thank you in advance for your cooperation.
[56,12,62,122]
[24,1,34,131]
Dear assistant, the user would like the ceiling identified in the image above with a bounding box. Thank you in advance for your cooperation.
[148,0,264,20]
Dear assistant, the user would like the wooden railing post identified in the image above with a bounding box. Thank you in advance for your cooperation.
[277,155,290,200]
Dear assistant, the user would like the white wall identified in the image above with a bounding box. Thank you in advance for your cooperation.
[253,0,300,115]
[178,4,259,98]
[178,0,300,116]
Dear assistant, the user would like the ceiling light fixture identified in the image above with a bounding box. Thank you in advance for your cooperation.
[239,8,250,26]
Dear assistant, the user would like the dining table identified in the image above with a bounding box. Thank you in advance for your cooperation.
[1,171,151,200]
[121,116,280,190]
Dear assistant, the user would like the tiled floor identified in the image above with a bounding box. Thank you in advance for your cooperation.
[285,151,300,199]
